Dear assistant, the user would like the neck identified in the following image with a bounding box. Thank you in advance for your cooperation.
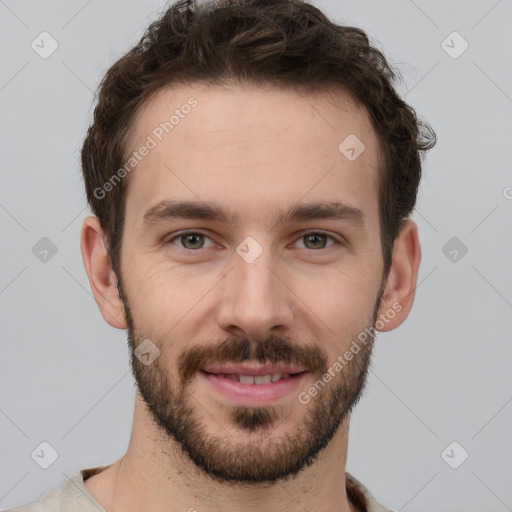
[85,394,358,512]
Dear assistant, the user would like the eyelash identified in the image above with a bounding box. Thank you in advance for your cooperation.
[165,230,343,252]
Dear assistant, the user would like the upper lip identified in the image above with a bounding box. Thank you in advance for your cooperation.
[202,363,306,376]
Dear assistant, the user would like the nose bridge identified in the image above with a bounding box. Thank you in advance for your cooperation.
[217,240,293,336]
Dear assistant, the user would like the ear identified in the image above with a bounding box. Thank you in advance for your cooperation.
[376,219,421,332]
[80,216,127,329]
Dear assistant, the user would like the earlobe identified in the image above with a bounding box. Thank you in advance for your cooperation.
[376,219,421,332]
[80,216,127,329]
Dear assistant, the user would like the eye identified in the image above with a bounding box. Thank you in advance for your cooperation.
[167,231,216,250]
[166,230,340,251]
[292,231,338,250]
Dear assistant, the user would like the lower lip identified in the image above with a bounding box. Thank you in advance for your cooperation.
[199,371,307,406]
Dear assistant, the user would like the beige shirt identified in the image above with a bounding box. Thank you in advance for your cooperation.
[8,465,394,512]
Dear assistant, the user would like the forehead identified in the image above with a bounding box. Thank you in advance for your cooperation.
[123,83,381,229]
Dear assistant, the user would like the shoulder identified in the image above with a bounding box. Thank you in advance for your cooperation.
[346,472,397,512]
[6,488,62,512]
[6,464,110,512]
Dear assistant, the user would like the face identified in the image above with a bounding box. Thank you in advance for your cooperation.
[117,83,386,483]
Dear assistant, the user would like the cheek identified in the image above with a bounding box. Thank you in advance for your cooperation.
[121,254,178,330]
[125,256,220,341]
[295,266,379,349]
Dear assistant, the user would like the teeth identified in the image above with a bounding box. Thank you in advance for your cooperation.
[254,375,272,384]
[222,373,288,384]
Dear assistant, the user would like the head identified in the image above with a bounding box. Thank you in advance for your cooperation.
[80,0,435,485]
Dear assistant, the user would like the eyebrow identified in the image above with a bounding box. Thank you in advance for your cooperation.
[141,199,366,229]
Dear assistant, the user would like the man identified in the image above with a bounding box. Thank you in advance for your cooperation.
[9,0,435,510]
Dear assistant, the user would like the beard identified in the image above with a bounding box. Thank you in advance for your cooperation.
[119,280,383,485]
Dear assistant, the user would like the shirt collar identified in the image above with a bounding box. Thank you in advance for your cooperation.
[61,465,392,512]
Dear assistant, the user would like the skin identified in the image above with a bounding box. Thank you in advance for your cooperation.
[80,83,421,512]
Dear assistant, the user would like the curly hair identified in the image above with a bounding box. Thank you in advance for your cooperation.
[81,0,436,279]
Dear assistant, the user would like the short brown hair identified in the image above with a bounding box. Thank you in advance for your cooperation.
[81,0,436,280]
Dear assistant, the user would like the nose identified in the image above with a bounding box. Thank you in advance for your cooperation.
[216,250,295,342]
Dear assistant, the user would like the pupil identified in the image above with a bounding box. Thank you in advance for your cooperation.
[185,234,202,248]
[307,234,325,248]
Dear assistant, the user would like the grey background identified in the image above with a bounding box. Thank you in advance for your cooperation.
[1,0,511,510]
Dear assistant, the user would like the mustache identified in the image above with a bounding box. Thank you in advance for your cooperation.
[178,334,328,383]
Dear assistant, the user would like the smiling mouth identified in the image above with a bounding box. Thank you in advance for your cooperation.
[199,366,308,406]
[201,370,306,385]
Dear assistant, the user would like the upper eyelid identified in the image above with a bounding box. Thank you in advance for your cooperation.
[166,229,343,248]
